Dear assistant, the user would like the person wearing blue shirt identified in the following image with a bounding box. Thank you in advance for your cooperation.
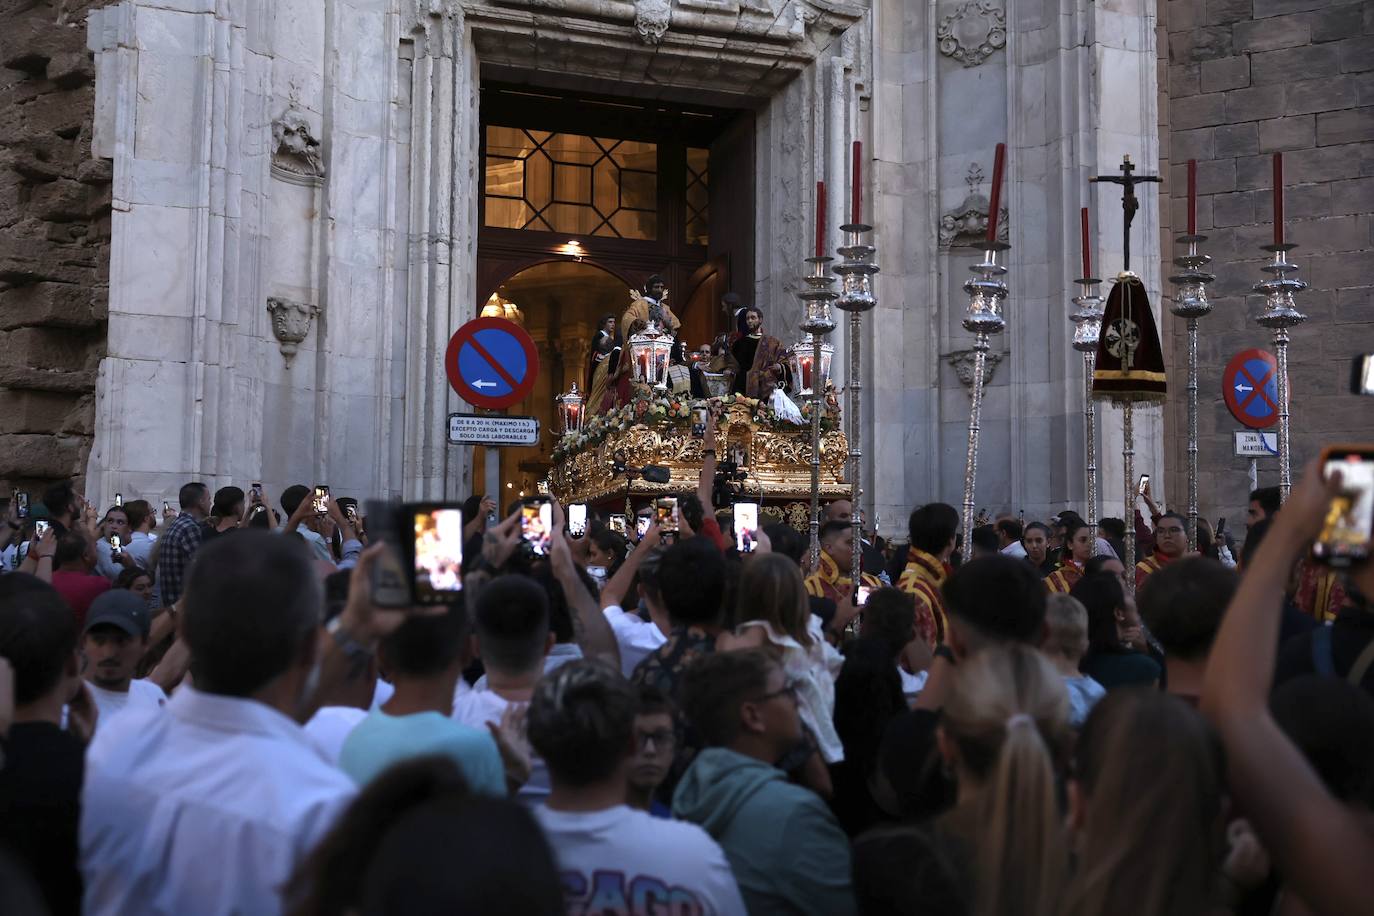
[339,600,506,795]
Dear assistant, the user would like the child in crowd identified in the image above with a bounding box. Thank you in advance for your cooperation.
[1043,594,1106,728]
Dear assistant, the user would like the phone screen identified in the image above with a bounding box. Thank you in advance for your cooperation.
[635,515,651,539]
[251,483,263,504]
[313,485,330,514]
[656,498,679,533]
[1136,474,1149,496]
[568,504,588,537]
[1314,449,1374,566]
[15,491,29,519]
[856,585,873,606]
[609,514,627,535]
[735,502,758,553]
[692,407,708,437]
[110,534,122,555]
[521,500,553,556]
[114,493,123,507]
[34,520,50,539]
[412,507,464,601]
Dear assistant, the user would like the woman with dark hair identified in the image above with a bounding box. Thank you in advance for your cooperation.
[288,756,562,916]
[585,525,628,582]
[1070,573,1161,690]
[587,313,621,415]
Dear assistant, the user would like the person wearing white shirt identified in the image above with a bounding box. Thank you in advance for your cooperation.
[596,534,670,678]
[81,591,167,730]
[81,532,357,916]
[452,576,556,802]
[529,661,746,916]
[995,517,1029,559]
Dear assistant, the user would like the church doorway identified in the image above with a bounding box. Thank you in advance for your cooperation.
[472,82,756,497]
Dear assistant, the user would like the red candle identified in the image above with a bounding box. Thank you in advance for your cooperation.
[1272,152,1284,246]
[851,141,863,224]
[1080,207,1092,279]
[1186,159,1197,236]
[815,180,826,257]
[986,143,1006,243]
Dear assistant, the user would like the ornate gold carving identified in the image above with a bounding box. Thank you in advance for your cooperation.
[549,399,850,506]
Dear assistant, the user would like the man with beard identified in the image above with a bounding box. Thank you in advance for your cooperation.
[712,306,788,400]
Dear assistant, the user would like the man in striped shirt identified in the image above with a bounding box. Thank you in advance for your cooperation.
[155,482,210,608]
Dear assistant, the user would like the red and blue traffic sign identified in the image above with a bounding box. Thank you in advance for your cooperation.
[1222,348,1281,430]
[445,317,540,410]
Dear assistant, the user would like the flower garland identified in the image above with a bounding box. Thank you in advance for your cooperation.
[552,392,840,460]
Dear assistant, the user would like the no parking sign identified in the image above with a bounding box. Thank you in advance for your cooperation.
[444,317,541,410]
[1222,348,1282,430]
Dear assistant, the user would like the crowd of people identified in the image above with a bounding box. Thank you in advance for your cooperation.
[1,431,1372,915]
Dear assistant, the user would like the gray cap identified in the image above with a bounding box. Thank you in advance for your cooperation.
[84,589,151,638]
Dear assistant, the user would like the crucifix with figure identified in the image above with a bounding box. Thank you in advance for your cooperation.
[1090,155,1161,273]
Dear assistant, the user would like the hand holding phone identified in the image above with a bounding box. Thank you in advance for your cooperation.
[412,506,464,601]
[312,485,330,515]
[251,483,263,505]
[1136,474,1150,498]
[520,497,553,557]
[114,492,123,507]
[568,504,588,538]
[655,498,679,541]
[110,534,123,557]
[1313,446,1374,566]
[735,502,759,554]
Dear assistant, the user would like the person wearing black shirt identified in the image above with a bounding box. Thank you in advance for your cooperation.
[0,574,91,916]
[874,555,1048,822]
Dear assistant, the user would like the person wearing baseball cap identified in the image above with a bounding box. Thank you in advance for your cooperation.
[82,590,166,729]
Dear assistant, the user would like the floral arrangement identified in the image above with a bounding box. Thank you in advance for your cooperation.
[552,390,840,460]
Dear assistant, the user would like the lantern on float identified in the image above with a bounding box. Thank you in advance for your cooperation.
[789,332,834,396]
[556,383,585,434]
[627,320,673,390]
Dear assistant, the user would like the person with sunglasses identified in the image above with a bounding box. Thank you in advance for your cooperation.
[674,649,856,916]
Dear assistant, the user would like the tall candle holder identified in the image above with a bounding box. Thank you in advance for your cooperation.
[1169,233,1215,550]
[1253,244,1307,500]
[800,256,839,568]
[834,223,878,591]
[1070,276,1105,527]
[961,242,1010,545]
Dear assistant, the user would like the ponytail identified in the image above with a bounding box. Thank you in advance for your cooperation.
[941,646,1071,916]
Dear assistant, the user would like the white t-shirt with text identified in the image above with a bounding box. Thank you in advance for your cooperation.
[535,805,746,916]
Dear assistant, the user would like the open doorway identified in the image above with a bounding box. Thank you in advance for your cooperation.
[471,260,629,502]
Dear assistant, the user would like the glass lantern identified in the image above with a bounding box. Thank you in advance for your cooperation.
[627,320,673,390]
[556,383,585,434]
[788,333,835,396]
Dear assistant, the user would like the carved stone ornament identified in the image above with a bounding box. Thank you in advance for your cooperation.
[940,162,1009,247]
[945,348,1004,391]
[266,297,320,367]
[634,0,673,44]
[270,109,325,186]
[937,0,1007,67]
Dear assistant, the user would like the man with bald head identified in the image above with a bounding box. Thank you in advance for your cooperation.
[823,500,886,580]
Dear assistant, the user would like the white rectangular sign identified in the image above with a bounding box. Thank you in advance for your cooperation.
[1234,430,1278,457]
[448,413,540,446]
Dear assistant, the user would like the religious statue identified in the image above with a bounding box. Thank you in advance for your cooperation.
[601,275,682,412]
[586,313,620,417]
[710,305,788,401]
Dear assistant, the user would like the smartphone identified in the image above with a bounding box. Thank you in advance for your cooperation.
[656,497,679,534]
[1351,355,1374,395]
[609,514,628,535]
[365,500,412,608]
[692,406,708,438]
[250,482,263,505]
[568,504,588,538]
[1313,446,1374,566]
[520,497,553,557]
[1216,517,1227,538]
[411,506,464,602]
[635,515,651,540]
[14,491,29,519]
[1136,474,1150,497]
[162,500,172,515]
[344,502,358,522]
[34,519,50,540]
[110,534,122,556]
[856,585,873,606]
[114,492,123,507]
[734,502,759,554]
[313,485,329,514]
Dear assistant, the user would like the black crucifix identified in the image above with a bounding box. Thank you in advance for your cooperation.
[1089,155,1161,273]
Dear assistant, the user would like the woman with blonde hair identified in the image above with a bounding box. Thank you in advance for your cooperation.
[719,552,845,764]
[853,643,1070,916]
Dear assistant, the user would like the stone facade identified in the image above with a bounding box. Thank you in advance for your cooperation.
[0,1,112,496]
[1159,0,1374,528]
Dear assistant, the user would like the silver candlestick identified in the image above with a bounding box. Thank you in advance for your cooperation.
[800,256,838,568]
[1169,233,1215,550]
[834,222,879,592]
[1253,244,1307,501]
[1071,276,1105,528]
[961,242,1010,546]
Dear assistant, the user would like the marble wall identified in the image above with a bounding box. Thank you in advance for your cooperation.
[83,0,1161,532]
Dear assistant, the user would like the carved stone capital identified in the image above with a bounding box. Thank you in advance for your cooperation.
[634,0,673,44]
[270,109,325,186]
[266,297,320,367]
[944,348,1003,391]
[937,0,1006,67]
